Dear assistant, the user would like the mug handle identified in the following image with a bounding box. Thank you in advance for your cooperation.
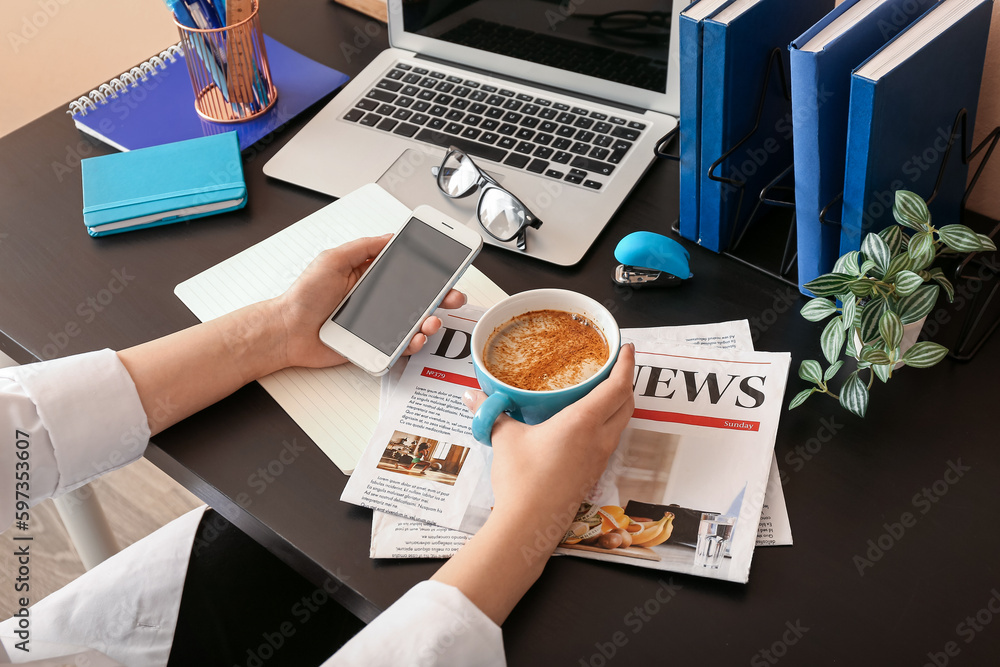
[471,391,517,446]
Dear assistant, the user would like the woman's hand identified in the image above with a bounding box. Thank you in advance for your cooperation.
[272,235,466,370]
[466,343,636,532]
[431,344,636,625]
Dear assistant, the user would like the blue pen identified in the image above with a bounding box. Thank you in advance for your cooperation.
[164,0,197,28]
[164,0,232,105]
[214,0,227,27]
[184,0,225,30]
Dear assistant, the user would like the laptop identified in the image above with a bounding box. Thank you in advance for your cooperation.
[264,0,681,266]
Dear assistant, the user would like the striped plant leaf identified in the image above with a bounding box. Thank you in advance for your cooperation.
[848,279,874,298]
[907,231,935,271]
[898,284,939,324]
[892,270,923,297]
[833,251,861,276]
[859,298,888,343]
[839,371,869,417]
[879,310,903,349]
[788,388,815,410]
[901,341,948,368]
[884,252,911,280]
[800,298,838,322]
[977,233,997,251]
[803,273,856,296]
[938,224,986,252]
[841,293,857,332]
[798,359,823,383]
[860,346,891,365]
[845,329,859,359]
[823,359,844,381]
[858,259,877,277]
[925,267,955,302]
[821,317,845,365]
[872,362,892,383]
[893,190,930,230]
[862,233,890,275]
[878,225,904,255]
[938,224,985,251]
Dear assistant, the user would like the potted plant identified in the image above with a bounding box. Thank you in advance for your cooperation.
[790,190,996,417]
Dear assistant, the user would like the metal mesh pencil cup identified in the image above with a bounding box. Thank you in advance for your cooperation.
[174,0,277,123]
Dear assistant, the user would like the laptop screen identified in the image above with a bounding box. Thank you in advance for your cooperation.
[394,0,678,114]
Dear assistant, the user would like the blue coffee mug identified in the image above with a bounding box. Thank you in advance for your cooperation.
[470,289,621,445]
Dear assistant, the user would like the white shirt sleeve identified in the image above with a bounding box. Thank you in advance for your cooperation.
[0,350,150,531]
[325,580,506,667]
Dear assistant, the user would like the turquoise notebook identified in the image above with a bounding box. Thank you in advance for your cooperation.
[81,132,246,237]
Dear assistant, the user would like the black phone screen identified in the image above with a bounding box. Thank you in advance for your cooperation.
[332,217,472,355]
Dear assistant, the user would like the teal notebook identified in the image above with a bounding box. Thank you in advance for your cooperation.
[81,132,246,237]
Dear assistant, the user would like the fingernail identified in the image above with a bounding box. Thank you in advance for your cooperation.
[462,391,475,408]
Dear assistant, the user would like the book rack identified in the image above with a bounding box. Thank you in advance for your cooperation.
[660,58,1000,359]
[665,47,800,289]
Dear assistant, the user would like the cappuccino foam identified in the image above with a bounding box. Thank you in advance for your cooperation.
[483,309,609,391]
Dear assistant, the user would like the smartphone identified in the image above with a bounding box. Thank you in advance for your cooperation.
[318,205,483,376]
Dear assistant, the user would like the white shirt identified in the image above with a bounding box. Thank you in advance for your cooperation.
[0,350,504,666]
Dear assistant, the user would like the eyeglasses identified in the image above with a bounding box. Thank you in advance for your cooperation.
[433,147,542,251]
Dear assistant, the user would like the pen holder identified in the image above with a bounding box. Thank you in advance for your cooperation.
[174,0,277,123]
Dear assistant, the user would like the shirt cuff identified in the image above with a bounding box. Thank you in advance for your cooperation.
[327,580,505,666]
[14,349,150,495]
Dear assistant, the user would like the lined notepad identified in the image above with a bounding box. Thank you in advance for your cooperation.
[174,184,507,473]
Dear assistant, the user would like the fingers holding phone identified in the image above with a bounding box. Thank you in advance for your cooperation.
[319,206,482,375]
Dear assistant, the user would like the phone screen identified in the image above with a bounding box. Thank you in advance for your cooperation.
[332,217,472,355]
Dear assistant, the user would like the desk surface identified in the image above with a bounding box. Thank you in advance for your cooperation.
[3,1,1000,663]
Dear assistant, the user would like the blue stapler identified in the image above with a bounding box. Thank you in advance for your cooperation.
[613,232,692,287]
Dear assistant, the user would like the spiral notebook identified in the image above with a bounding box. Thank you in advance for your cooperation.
[67,35,350,152]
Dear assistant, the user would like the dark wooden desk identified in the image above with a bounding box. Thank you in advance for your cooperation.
[3,1,999,663]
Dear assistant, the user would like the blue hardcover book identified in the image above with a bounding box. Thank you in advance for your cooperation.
[678,0,736,244]
[81,132,246,237]
[68,36,350,152]
[840,0,993,256]
[789,0,937,294]
[698,0,833,253]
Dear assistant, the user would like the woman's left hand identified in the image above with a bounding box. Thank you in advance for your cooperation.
[273,235,467,370]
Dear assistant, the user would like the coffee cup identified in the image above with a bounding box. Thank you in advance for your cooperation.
[470,289,621,445]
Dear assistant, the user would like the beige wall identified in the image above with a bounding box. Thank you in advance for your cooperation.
[968,1,1000,221]
[1,0,998,218]
[0,0,177,135]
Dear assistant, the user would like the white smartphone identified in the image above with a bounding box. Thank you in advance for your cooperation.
[318,205,483,376]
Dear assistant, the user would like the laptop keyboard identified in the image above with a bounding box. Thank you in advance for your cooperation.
[341,63,648,191]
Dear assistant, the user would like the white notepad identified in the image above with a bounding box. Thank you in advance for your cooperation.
[174,183,508,473]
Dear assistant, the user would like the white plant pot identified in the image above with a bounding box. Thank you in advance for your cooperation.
[853,315,928,370]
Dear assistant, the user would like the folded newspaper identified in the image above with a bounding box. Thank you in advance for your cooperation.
[342,307,792,583]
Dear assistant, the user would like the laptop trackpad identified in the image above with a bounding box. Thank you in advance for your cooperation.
[376,149,516,248]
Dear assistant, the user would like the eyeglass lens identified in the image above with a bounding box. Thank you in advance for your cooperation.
[478,187,527,241]
[437,151,482,198]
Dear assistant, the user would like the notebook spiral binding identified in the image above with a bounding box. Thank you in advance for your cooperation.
[66,44,184,117]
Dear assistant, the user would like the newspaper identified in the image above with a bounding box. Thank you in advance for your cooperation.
[342,308,792,583]
[371,319,792,559]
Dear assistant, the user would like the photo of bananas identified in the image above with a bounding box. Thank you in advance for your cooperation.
[560,502,675,561]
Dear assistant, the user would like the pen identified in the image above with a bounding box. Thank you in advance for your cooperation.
[163,0,197,28]
[184,0,225,31]
[163,0,233,105]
